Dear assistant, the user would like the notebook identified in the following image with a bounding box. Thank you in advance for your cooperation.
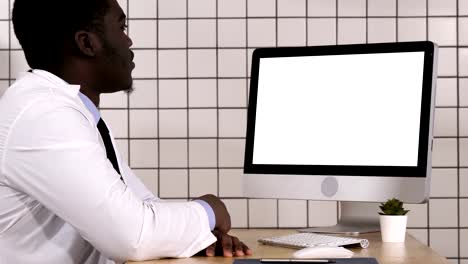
[233,258,379,264]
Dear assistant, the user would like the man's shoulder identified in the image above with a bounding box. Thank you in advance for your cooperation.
[0,74,93,136]
[2,74,58,106]
[0,75,97,159]
[2,73,84,112]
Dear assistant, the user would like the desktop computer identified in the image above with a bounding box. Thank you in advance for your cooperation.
[243,41,438,234]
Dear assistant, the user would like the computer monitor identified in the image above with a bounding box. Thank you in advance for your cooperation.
[243,41,438,234]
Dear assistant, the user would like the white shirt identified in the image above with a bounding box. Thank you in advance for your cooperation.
[0,70,216,263]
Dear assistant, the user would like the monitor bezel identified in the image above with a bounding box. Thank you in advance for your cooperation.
[244,41,436,177]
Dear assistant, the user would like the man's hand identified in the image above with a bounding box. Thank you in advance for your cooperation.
[203,230,253,257]
[196,194,231,233]
[195,195,252,257]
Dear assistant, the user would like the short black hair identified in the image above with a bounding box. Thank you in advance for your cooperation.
[12,0,110,71]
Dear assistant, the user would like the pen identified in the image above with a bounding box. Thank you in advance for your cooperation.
[260,259,336,263]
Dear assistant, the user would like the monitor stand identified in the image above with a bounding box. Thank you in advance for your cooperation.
[297,201,381,236]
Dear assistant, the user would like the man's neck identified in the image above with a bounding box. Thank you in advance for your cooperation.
[58,64,101,107]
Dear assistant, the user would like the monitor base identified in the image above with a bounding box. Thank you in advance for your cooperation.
[298,201,381,236]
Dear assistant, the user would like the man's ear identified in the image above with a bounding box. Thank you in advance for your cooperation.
[74,30,102,57]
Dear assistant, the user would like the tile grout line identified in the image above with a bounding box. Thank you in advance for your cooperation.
[275,0,279,229]
[366,0,368,44]
[456,0,461,262]
[186,0,190,199]
[336,0,340,224]
[425,0,431,249]
[115,15,468,20]
[305,0,310,228]
[156,0,161,197]
[8,0,11,86]
[155,0,161,197]
[216,0,220,199]
[245,0,250,229]
[396,0,398,42]
[305,0,308,46]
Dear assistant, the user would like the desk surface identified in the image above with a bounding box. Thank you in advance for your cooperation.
[128,229,448,264]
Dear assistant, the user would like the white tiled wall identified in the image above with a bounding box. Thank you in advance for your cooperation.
[1,0,467,262]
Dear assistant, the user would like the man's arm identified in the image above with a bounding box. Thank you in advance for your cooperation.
[3,102,216,261]
[120,162,219,231]
[120,145,252,258]
[120,162,158,201]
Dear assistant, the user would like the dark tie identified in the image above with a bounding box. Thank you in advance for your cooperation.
[97,118,124,182]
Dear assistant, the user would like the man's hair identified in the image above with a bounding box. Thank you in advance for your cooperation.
[12,0,110,71]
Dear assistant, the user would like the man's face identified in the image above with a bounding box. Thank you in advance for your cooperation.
[96,0,134,93]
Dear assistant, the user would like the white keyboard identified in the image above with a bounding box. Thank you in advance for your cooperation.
[258,232,369,249]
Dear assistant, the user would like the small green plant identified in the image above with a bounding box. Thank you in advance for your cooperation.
[379,198,410,215]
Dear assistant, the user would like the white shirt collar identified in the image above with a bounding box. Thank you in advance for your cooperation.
[77,93,100,124]
[29,69,101,124]
[29,69,78,93]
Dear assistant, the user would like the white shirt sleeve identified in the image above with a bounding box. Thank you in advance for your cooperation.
[2,100,216,262]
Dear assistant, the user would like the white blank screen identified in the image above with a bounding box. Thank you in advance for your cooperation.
[252,52,425,167]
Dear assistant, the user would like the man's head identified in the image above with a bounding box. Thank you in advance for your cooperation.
[12,0,134,94]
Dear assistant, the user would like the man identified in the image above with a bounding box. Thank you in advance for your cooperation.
[0,0,252,263]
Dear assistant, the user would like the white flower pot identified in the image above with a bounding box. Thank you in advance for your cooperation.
[379,215,408,243]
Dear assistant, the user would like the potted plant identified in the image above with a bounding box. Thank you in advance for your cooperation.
[379,198,410,243]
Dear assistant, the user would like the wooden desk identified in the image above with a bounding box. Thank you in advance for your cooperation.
[128,229,448,264]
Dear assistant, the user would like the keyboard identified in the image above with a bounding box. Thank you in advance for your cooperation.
[258,232,369,249]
